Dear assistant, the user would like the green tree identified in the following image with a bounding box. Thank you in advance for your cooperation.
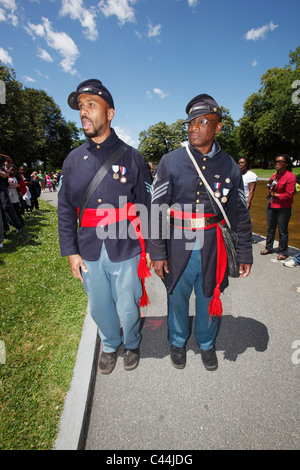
[138,120,187,164]
[0,64,24,158]
[0,63,80,170]
[215,106,239,159]
[238,46,300,167]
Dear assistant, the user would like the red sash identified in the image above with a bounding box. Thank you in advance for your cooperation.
[170,209,227,320]
[77,203,151,307]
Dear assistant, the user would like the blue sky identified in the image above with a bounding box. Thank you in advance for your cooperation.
[0,0,299,147]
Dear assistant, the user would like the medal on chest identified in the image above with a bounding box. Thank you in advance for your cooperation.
[112,165,119,179]
[120,166,127,183]
[221,188,229,203]
[214,182,221,198]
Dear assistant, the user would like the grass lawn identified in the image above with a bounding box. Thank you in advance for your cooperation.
[0,201,87,450]
[252,167,300,178]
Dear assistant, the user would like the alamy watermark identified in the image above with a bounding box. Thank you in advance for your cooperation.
[291,80,300,105]
[92,198,205,250]
[0,80,6,104]
[0,340,6,364]
[291,340,300,365]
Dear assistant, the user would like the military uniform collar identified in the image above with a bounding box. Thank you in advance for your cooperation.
[188,140,220,158]
[86,128,119,151]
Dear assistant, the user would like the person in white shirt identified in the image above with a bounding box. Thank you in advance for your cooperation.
[7,165,24,227]
[238,158,258,209]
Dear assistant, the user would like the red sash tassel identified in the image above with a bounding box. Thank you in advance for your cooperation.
[208,223,228,321]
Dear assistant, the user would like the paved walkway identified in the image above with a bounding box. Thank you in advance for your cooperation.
[41,191,300,450]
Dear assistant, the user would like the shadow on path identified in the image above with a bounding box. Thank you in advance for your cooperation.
[138,314,269,362]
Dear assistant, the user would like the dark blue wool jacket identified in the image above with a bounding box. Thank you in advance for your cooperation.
[58,129,152,262]
[149,142,253,297]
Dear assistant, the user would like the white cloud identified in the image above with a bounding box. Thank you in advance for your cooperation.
[134,30,142,40]
[0,8,6,22]
[0,0,18,26]
[60,0,98,41]
[98,0,136,25]
[251,58,258,67]
[147,22,161,38]
[25,21,45,37]
[35,69,49,79]
[37,46,53,62]
[153,88,169,99]
[26,17,80,75]
[22,75,36,83]
[245,20,278,41]
[114,126,135,146]
[187,0,198,7]
[147,88,169,99]
[0,46,13,65]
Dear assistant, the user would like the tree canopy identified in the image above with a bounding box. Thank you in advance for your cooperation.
[238,46,300,167]
[138,119,187,164]
[0,63,80,170]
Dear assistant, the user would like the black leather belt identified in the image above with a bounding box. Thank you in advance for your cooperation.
[170,213,223,229]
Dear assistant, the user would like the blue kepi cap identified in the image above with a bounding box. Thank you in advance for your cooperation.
[68,79,114,110]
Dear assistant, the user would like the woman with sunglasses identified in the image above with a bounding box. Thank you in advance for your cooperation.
[260,155,296,260]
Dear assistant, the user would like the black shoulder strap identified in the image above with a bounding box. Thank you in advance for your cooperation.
[78,143,128,226]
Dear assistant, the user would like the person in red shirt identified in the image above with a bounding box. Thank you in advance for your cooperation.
[260,155,296,260]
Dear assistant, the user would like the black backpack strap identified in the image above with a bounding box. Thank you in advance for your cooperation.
[78,143,128,226]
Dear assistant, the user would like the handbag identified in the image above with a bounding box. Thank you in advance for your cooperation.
[185,144,239,278]
[78,142,128,226]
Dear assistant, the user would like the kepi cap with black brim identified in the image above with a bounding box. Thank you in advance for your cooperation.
[68,79,114,110]
[183,94,222,123]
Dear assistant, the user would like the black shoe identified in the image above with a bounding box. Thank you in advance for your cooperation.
[99,351,117,374]
[124,348,140,371]
[200,348,218,371]
[170,345,186,369]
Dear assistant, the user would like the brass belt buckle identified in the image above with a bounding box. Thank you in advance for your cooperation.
[190,218,205,229]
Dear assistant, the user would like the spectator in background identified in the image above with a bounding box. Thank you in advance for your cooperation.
[7,164,24,226]
[18,166,32,213]
[238,158,258,209]
[260,155,296,261]
[38,171,46,193]
[0,198,4,248]
[30,171,41,210]
[283,252,300,268]
[0,158,23,233]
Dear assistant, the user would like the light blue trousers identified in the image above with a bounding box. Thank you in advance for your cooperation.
[168,248,220,351]
[82,245,142,353]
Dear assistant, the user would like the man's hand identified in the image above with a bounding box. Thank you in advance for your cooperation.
[68,254,88,283]
[146,253,153,270]
[153,259,169,279]
[239,263,251,278]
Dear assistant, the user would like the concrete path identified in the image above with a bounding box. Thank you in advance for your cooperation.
[41,191,300,451]
[84,241,300,451]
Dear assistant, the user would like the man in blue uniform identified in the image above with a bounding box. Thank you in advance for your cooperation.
[149,94,253,371]
[58,79,152,374]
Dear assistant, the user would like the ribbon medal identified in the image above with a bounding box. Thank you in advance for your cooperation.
[112,165,119,179]
[221,188,229,203]
[120,166,127,183]
[214,182,221,198]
